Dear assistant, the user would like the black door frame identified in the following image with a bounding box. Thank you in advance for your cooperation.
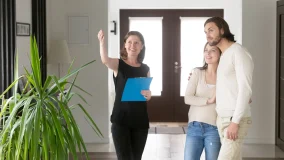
[0,0,47,98]
[276,0,284,151]
[0,0,16,98]
[32,0,47,84]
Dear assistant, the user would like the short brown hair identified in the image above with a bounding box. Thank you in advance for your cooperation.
[120,31,146,63]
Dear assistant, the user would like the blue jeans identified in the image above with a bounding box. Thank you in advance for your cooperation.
[184,121,221,160]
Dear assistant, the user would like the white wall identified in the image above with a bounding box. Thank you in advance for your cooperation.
[16,0,31,75]
[47,0,109,143]
[242,0,277,144]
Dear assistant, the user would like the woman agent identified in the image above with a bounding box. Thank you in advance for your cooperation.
[98,30,151,160]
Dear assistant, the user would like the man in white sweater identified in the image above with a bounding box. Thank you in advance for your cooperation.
[204,17,254,160]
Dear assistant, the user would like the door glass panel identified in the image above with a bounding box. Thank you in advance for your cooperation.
[129,17,163,96]
[180,17,209,96]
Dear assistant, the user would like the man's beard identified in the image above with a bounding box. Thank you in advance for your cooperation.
[208,34,222,46]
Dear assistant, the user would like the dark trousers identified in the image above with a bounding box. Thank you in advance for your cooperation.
[111,123,148,160]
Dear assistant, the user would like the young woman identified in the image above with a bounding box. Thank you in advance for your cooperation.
[98,30,151,160]
[184,42,222,160]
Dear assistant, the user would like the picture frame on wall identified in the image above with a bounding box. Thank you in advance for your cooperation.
[16,22,30,36]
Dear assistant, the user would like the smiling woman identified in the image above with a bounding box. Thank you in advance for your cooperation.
[98,30,151,160]
[120,31,146,66]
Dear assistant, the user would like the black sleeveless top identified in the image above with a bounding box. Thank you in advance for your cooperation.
[111,59,150,129]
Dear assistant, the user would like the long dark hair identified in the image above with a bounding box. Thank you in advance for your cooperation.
[197,42,221,70]
[204,17,236,42]
[120,31,146,63]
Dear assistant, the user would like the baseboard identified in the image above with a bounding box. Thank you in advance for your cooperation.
[243,137,275,144]
[83,137,275,144]
[84,138,110,144]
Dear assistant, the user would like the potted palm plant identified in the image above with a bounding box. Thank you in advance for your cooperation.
[0,37,103,160]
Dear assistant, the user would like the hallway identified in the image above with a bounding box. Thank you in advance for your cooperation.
[70,122,284,159]
[76,134,284,160]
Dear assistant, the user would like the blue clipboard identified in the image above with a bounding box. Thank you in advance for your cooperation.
[121,77,153,101]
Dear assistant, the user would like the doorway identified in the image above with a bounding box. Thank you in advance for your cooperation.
[120,9,223,122]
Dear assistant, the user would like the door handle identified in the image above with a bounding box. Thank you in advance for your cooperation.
[174,62,182,69]
[174,61,182,73]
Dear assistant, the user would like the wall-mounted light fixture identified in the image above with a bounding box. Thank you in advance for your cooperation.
[110,21,117,35]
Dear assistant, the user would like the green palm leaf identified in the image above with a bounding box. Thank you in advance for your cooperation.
[0,36,102,160]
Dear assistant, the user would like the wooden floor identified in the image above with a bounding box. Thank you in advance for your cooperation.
[71,123,284,160]
[69,152,284,160]
[70,152,117,160]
